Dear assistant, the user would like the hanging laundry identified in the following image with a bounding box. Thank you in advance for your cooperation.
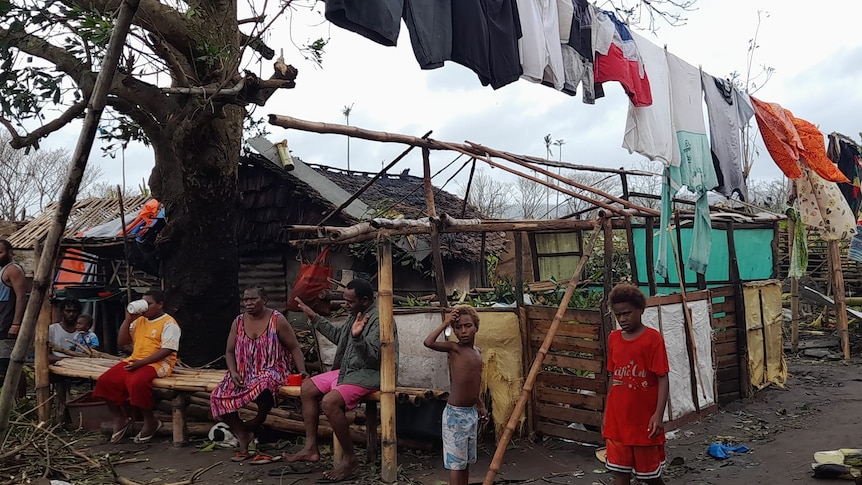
[849,225,862,263]
[622,32,674,166]
[567,0,592,61]
[593,10,651,107]
[452,0,523,90]
[656,52,717,277]
[517,0,565,90]
[701,73,754,200]
[786,207,808,278]
[827,133,862,217]
[792,116,849,183]
[796,167,856,241]
[403,1,452,70]
[750,97,803,179]
[556,0,595,102]
[751,97,849,183]
[324,1,403,47]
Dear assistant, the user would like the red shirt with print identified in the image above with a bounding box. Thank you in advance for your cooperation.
[602,326,669,445]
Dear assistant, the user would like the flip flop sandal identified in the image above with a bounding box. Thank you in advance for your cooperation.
[231,451,254,462]
[315,475,356,484]
[249,453,282,465]
[267,464,316,476]
[132,420,163,444]
[110,420,133,444]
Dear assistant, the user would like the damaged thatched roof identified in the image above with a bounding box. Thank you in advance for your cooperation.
[6,196,152,249]
[239,154,505,261]
[308,164,507,262]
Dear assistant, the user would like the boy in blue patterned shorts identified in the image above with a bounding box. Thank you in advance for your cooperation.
[424,305,489,485]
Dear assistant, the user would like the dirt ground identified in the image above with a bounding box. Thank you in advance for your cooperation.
[50,354,859,485]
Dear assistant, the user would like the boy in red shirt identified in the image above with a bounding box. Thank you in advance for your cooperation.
[603,283,670,485]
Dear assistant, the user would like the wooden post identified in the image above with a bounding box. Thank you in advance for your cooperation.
[377,239,397,482]
[514,232,524,307]
[117,185,133,302]
[461,158,477,218]
[624,216,639,287]
[645,216,658,296]
[482,217,605,485]
[788,217,800,353]
[423,147,448,307]
[726,221,751,397]
[0,0,140,432]
[828,240,851,360]
[33,241,54,423]
[171,392,189,447]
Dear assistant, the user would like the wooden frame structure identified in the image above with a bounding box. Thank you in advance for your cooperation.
[268,114,787,483]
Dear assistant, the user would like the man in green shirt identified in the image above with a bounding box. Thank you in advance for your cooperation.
[285,278,395,482]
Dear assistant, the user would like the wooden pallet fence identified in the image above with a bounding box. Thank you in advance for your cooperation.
[526,305,605,444]
[709,285,742,404]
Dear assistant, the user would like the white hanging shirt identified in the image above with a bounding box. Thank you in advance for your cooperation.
[517,0,565,90]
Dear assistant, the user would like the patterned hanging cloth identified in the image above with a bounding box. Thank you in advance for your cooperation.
[786,206,808,278]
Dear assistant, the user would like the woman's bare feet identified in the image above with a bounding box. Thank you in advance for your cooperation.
[235,428,254,454]
[283,445,320,463]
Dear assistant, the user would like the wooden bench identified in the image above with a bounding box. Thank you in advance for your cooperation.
[49,356,446,460]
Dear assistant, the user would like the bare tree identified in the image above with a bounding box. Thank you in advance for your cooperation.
[513,178,546,219]
[728,11,775,182]
[626,159,663,210]
[458,168,512,219]
[560,171,620,218]
[0,134,102,219]
[748,177,789,213]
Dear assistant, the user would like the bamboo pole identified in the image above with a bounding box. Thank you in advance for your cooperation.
[482,216,605,485]
[828,240,851,360]
[667,218,708,404]
[267,114,657,176]
[431,138,632,217]
[290,218,607,246]
[378,239,397,482]
[0,0,140,432]
[318,131,431,226]
[468,142,661,217]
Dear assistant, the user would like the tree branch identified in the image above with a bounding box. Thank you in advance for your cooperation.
[112,73,176,123]
[146,32,195,86]
[71,0,195,57]
[106,96,161,138]
[0,101,88,149]
[0,25,92,87]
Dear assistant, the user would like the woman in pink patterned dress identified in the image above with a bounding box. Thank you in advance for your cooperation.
[210,286,307,463]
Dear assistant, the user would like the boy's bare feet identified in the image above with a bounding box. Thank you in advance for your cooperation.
[321,458,358,481]
[283,446,320,463]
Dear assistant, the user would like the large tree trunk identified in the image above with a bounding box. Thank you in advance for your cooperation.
[149,108,243,366]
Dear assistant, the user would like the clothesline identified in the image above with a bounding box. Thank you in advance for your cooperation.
[322,0,860,277]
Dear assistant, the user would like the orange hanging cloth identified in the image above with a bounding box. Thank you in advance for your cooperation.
[789,114,849,183]
[750,96,804,179]
[751,96,849,183]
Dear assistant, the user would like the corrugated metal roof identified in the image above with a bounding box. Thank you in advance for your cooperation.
[7,195,152,249]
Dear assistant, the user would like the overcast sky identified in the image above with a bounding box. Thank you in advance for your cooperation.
[39,0,862,199]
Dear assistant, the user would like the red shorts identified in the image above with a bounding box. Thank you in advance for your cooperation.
[605,439,666,480]
[310,370,375,410]
[93,362,158,410]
